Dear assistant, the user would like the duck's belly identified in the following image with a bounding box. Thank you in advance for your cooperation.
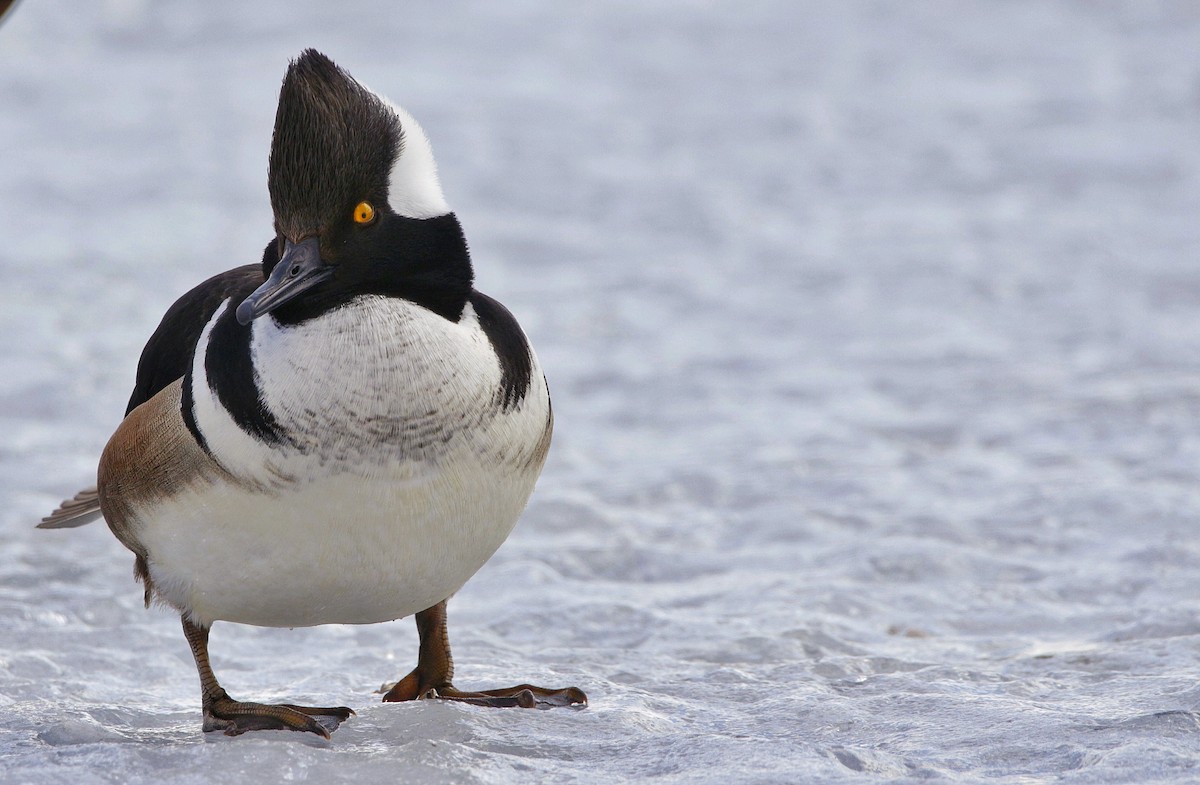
[137,461,532,628]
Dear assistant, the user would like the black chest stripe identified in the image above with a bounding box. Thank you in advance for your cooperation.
[469,291,533,411]
[205,306,287,444]
[180,369,211,454]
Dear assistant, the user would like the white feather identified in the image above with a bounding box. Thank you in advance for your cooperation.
[382,98,450,219]
[137,296,550,628]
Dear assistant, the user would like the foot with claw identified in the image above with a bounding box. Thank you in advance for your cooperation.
[383,673,587,709]
[184,618,354,739]
[381,600,587,709]
[204,692,354,738]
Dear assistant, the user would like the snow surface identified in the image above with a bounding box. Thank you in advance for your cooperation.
[3,1,1200,782]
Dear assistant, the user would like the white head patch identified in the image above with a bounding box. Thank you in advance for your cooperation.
[382,99,451,219]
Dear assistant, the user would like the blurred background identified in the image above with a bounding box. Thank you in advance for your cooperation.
[3,1,1200,782]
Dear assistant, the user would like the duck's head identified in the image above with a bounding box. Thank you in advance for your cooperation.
[237,49,468,326]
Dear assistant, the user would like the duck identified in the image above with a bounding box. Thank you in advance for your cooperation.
[39,48,586,737]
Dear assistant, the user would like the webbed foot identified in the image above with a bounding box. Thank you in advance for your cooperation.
[381,600,587,710]
[204,694,354,738]
[182,617,354,738]
[382,670,586,708]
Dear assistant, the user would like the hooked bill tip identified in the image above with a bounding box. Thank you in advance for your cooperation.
[235,298,257,326]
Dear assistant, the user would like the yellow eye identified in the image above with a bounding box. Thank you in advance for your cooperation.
[353,201,375,224]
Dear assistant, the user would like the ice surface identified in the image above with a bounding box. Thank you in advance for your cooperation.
[3,1,1200,782]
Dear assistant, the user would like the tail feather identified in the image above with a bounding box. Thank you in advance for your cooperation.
[38,487,103,529]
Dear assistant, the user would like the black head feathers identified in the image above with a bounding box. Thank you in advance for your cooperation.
[268,50,403,240]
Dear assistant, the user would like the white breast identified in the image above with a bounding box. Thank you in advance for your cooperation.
[137,296,551,628]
